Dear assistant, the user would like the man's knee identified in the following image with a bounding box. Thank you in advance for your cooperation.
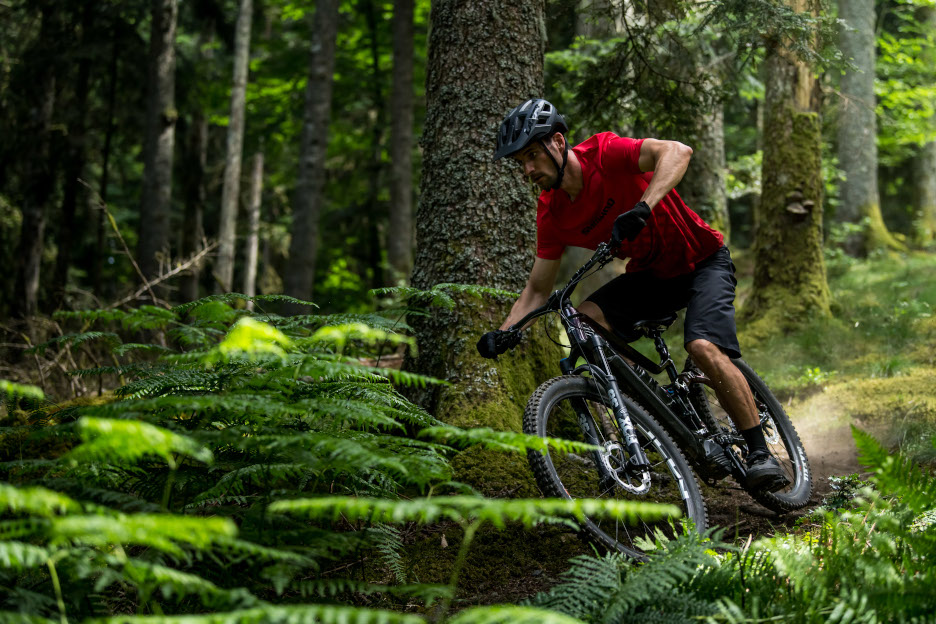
[578,301,610,330]
[686,338,725,364]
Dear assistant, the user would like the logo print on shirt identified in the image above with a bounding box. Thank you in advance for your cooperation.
[581,198,615,235]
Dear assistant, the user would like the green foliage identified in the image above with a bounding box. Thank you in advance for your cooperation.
[2,297,676,621]
[526,429,936,622]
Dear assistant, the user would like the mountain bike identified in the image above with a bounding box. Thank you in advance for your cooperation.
[495,242,812,558]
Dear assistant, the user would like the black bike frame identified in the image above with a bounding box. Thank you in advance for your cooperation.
[508,243,730,473]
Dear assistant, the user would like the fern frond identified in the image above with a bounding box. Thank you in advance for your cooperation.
[293,578,452,604]
[115,369,233,398]
[50,513,237,556]
[0,380,44,401]
[527,553,623,618]
[192,464,310,503]
[0,518,51,540]
[0,542,51,570]
[309,383,443,427]
[205,317,293,364]
[84,604,425,624]
[419,426,601,456]
[27,332,122,356]
[67,418,213,468]
[0,483,83,517]
[213,537,319,568]
[112,343,176,357]
[853,426,936,515]
[116,558,261,609]
[372,523,405,583]
[447,606,586,624]
[270,496,680,529]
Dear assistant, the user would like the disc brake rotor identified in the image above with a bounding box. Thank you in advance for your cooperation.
[599,441,651,495]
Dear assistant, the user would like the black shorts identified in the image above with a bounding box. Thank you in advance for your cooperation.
[583,246,741,358]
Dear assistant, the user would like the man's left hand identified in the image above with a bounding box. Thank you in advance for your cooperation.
[611,201,652,246]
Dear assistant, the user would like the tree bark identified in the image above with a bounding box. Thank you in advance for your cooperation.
[679,100,729,240]
[836,0,903,255]
[13,3,60,318]
[138,0,179,282]
[52,3,93,308]
[741,7,831,336]
[408,0,560,487]
[912,6,936,247]
[215,0,253,292]
[243,151,264,310]
[284,0,339,311]
[180,112,208,302]
[388,0,414,283]
[92,31,120,298]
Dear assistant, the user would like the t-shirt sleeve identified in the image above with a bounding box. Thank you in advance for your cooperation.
[602,135,645,175]
[536,198,565,260]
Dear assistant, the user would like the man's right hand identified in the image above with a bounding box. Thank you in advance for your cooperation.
[476,330,521,359]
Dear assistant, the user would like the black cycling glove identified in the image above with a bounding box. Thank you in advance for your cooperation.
[611,201,652,246]
[476,329,521,359]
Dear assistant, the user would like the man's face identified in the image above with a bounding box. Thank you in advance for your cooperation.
[512,135,562,190]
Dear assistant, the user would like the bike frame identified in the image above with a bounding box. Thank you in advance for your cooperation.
[508,243,749,481]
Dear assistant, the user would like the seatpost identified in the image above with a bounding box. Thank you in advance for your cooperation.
[650,331,679,382]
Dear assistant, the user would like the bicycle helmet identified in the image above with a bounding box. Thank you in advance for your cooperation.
[493,98,570,190]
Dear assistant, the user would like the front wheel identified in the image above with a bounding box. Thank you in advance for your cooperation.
[687,357,813,513]
[523,375,708,559]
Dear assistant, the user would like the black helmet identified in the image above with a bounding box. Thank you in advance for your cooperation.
[493,98,568,162]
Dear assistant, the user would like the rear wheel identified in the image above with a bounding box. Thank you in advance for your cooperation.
[687,357,812,512]
[523,375,707,558]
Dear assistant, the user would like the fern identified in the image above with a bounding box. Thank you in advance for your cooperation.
[67,417,214,468]
[27,331,122,356]
[0,541,51,570]
[270,496,680,529]
[0,483,84,517]
[447,606,587,624]
[82,604,426,624]
[419,426,601,456]
[0,380,44,401]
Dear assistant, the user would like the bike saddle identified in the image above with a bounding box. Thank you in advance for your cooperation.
[630,313,678,336]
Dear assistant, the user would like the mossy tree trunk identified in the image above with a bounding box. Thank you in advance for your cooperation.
[680,100,729,240]
[408,0,560,494]
[836,0,904,255]
[741,9,831,336]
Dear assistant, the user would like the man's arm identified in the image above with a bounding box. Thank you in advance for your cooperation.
[500,256,561,331]
[636,138,693,209]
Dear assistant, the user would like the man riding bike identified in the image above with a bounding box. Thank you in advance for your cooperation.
[477,98,787,492]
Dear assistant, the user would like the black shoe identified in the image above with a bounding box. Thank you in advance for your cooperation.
[745,451,790,492]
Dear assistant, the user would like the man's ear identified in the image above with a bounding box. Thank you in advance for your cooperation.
[552,132,565,150]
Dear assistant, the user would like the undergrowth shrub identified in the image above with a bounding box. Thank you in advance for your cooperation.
[526,427,936,623]
[0,293,675,624]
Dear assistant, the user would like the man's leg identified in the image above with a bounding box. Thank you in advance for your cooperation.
[682,248,787,491]
[685,338,757,430]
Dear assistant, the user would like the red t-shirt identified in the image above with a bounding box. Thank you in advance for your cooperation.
[536,132,724,279]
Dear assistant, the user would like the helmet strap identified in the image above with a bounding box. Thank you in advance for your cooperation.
[541,136,568,191]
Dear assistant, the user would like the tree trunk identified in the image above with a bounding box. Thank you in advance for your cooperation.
[13,4,59,318]
[912,6,936,247]
[741,6,831,337]
[92,31,120,298]
[836,0,903,255]
[215,0,253,292]
[138,0,178,282]
[284,0,339,311]
[388,0,414,283]
[243,151,264,310]
[52,3,93,309]
[679,100,729,240]
[364,0,386,290]
[408,0,560,497]
[180,112,208,302]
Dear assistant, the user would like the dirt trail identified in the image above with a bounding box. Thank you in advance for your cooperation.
[705,391,863,537]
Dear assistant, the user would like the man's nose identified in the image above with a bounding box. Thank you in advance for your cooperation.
[523,160,536,176]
